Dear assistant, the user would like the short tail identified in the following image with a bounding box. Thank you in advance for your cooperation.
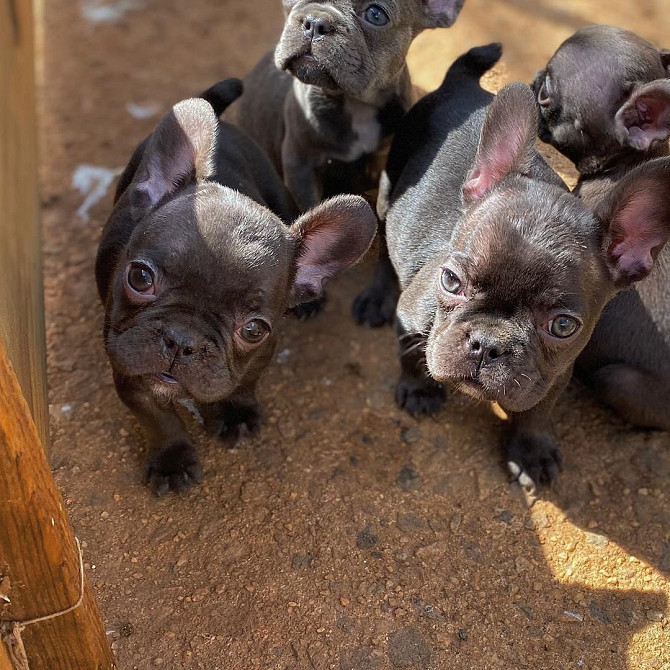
[199,78,243,116]
[442,43,502,83]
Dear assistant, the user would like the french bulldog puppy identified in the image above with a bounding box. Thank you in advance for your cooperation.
[236,0,466,210]
[382,45,670,490]
[234,0,467,321]
[96,80,377,495]
[532,25,670,430]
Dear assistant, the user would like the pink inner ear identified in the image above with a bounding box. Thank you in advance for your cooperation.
[608,237,657,283]
[608,195,669,283]
[463,168,493,201]
[626,97,669,149]
[463,139,518,201]
[617,82,670,150]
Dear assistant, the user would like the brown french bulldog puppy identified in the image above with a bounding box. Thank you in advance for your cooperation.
[96,81,377,495]
[382,45,670,491]
[234,0,467,321]
[532,25,670,430]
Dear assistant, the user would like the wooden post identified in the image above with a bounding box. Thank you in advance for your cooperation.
[1,0,116,666]
[0,339,117,669]
[0,0,49,446]
[0,637,12,670]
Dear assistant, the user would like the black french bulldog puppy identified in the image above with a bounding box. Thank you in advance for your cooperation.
[532,25,670,430]
[382,45,670,490]
[96,80,377,495]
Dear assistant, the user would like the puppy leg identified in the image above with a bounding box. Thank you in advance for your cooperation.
[506,370,570,492]
[282,133,321,212]
[114,373,202,496]
[395,325,446,415]
[592,364,670,430]
[199,393,263,443]
[352,235,400,327]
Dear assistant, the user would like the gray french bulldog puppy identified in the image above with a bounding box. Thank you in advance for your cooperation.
[532,25,670,430]
[96,80,377,495]
[382,44,670,490]
[236,0,466,210]
[234,0,466,321]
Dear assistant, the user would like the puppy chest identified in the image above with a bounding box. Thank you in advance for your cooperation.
[337,100,382,162]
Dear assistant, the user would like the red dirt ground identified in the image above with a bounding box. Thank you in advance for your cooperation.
[41,0,669,668]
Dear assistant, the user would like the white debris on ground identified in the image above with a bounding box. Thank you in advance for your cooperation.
[125,102,161,119]
[72,165,123,222]
[80,0,146,24]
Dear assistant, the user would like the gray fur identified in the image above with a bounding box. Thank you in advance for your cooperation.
[233,0,467,211]
[533,25,670,430]
[96,82,377,495]
[384,46,670,491]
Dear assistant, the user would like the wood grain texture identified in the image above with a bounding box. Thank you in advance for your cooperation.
[0,636,11,670]
[0,338,116,668]
[0,0,49,447]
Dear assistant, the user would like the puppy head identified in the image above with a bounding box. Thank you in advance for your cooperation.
[532,25,670,171]
[275,0,465,96]
[104,99,376,405]
[423,84,670,413]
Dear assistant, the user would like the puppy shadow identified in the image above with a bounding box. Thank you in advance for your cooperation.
[230,263,668,670]
[547,380,670,578]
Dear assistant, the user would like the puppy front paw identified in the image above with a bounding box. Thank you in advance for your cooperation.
[352,282,397,328]
[203,399,262,443]
[395,374,445,415]
[506,432,561,493]
[290,296,325,320]
[144,440,203,496]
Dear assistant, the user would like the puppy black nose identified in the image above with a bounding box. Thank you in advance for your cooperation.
[301,13,334,41]
[468,333,507,369]
[163,329,197,360]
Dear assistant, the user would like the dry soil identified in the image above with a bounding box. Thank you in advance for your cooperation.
[42,1,669,668]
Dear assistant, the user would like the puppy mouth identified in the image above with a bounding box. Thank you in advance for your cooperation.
[284,52,340,90]
[451,375,490,399]
[433,366,540,412]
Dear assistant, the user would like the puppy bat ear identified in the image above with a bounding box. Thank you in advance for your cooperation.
[615,79,670,151]
[462,83,538,203]
[130,98,218,220]
[595,157,670,287]
[289,195,377,307]
[420,0,466,28]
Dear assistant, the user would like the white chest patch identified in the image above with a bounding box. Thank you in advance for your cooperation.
[337,99,382,162]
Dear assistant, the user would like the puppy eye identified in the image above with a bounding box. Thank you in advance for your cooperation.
[547,315,580,339]
[538,75,551,107]
[127,262,155,295]
[364,5,389,26]
[440,268,462,295]
[238,319,271,344]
